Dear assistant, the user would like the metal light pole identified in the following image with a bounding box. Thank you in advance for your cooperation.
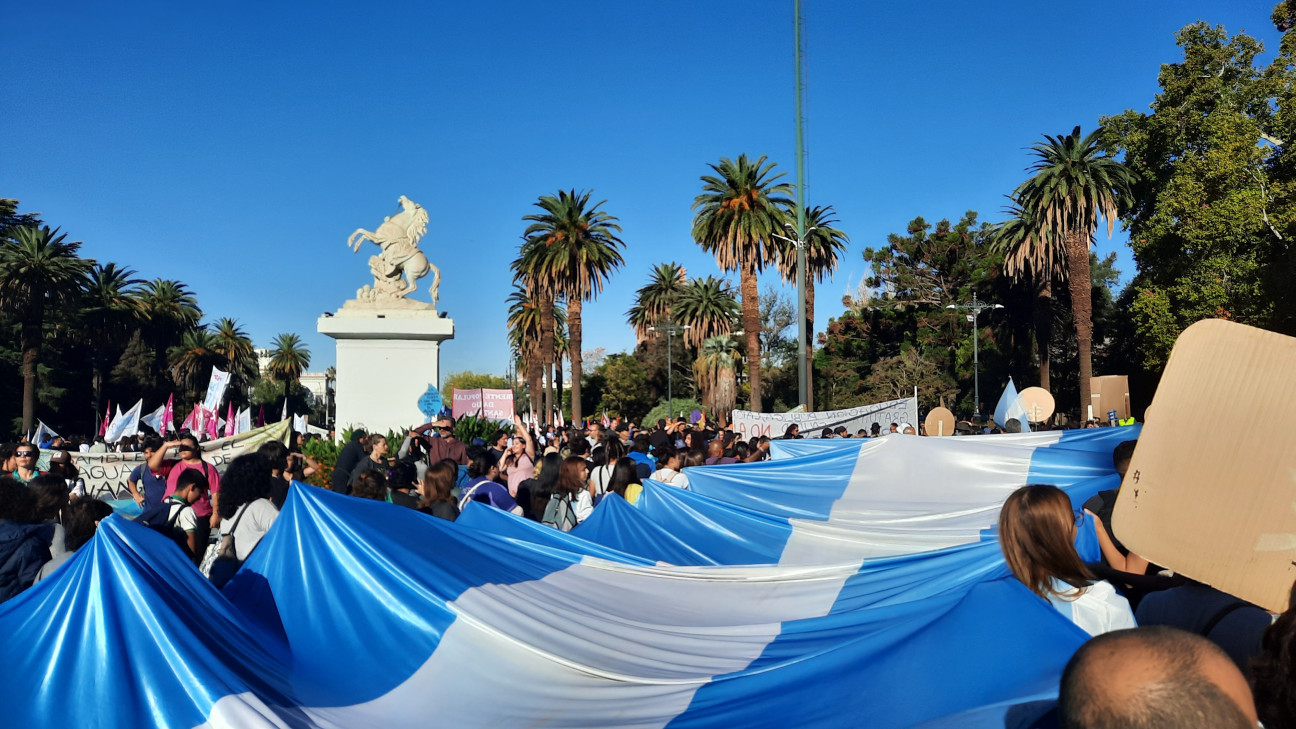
[649,323,690,418]
[793,0,809,410]
[946,293,1004,420]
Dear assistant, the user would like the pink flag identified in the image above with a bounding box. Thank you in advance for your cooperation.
[98,401,111,437]
[162,394,175,435]
[223,401,236,438]
[205,406,219,440]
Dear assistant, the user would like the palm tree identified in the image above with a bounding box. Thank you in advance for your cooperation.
[675,275,740,349]
[82,262,144,420]
[168,328,224,402]
[692,154,794,412]
[506,283,544,414]
[521,189,625,426]
[627,262,687,341]
[1014,126,1132,414]
[0,225,95,434]
[211,317,257,403]
[991,199,1064,391]
[513,237,562,419]
[138,279,202,388]
[694,335,741,416]
[776,205,849,408]
[267,333,312,385]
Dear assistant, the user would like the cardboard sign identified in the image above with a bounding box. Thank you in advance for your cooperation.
[1090,375,1130,421]
[924,407,955,437]
[1112,320,1296,613]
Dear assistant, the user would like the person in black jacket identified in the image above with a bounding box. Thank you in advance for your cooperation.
[0,476,55,603]
[330,430,369,494]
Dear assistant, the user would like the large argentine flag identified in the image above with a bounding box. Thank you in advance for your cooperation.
[0,428,1134,728]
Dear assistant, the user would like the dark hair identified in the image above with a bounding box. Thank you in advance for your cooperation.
[568,436,590,457]
[1004,418,1022,434]
[0,476,37,522]
[1060,626,1254,729]
[732,441,750,460]
[821,427,834,438]
[656,419,666,429]
[1113,440,1138,474]
[655,445,679,467]
[998,484,1091,599]
[418,461,458,509]
[46,459,79,482]
[556,456,587,496]
[1252,582,1296,729]
[783,424,799,437]
[352,471,387,501]
[592,436,625,468]
[682,448,706,469]
[29,474,70,522]
[257,441,290,473]
[632,434,650,453]
[216,453,274,519]
[0,443,13,463]
[533,452,562,496]
[466,446,497,479]
[175,468,209,495]
[389,460,418,491]
[141,435,164,453]
[63,497,114,551]
[607,458,641,498]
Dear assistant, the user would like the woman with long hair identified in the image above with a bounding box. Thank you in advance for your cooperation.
[417,461,459,522]
[522,452,562,521]
[542,456,593,530]
[606,457,643,505]
[214,453,279,563]
[998,484,1135,636]
[500,416,536,498]
[588,436,625,499]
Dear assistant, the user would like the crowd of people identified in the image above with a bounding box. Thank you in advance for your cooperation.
[2,412,1294,726]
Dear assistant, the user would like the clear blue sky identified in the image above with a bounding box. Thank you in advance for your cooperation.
[2,1,1278,377]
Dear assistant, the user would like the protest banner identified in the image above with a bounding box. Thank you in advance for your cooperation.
[1114,320,1296,612]
[452,388,515,422]
[730,396,919,439]
[202,367,231,412]
[68,420,291,501]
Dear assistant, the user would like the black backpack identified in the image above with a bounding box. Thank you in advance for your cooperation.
[135,500,189,553]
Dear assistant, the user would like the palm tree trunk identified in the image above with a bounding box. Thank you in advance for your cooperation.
[1035,279,1052,392]
[526,346,542,415]
[805,280,816,411]
[555,349,564,424]
[1065,231,1094,419]
[20,318,40,436]
[569,297,583,427]
[740,263,762,412]
[539,293,555,420]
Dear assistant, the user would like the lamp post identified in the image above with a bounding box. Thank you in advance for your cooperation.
[945,293,1004,420]
[648,323,691,418]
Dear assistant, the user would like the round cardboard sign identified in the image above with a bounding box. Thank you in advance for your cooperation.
[1018,387,1055,423]
[924,407,956,437]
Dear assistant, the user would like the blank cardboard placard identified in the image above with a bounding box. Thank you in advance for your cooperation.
[1112,320,1296,612]
[924,407,955,436]
[1017,387,1055,424]
[1091,375,1131,421]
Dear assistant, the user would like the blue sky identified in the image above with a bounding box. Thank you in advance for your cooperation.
[2,1,1279,377]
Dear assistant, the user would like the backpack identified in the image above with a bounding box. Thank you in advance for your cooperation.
[541,492,581,532]
[136,500,189,553]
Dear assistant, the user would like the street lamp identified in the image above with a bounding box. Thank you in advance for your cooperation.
[946,293,1004,420]
[774,223,816,410]
[648,323,691,418]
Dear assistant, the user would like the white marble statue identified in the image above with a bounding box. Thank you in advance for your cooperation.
[347,195,441,307]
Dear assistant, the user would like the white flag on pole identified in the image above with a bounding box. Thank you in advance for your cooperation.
[105,400,143,443]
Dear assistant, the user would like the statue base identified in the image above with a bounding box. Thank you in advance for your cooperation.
[318,308,455,437]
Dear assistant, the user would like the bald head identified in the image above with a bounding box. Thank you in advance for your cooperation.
[1060,626,1256,729]
[707,439,724,458]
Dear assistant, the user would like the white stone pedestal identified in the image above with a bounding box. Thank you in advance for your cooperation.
[318,307,454,436]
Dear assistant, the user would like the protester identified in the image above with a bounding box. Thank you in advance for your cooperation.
[138,469,208,562]
[541,456,592,530]
[331,430,369,493]
[417,461,459,522]
[0,476,55,602]
[29,474,69,526]
[348,434,390,490]
[781,424,801,439]
[998,484,1135,635]
[457,448,521,515]
[256,440,293,509]
[386,460,421,509]
[501,416,536,498]
[704,439,737,466]
[649,446,689,490]
[214,453,278,563]
[1058,626,1257,728]
[351,471,389,502]
[606,457,644,505]
[648,419,671,453]
[1134,581,1270,677]
[682,448,706,470]
[1251,581,1296,729]
[127,436,170,509]
[423,417,468,466]
[588,437,625,499]
[521,452,562,521]
[34,497,113,582]
[162,434,220,552]
[488,431,509,463]
[46,451,85,499]
[11,442,40,485]
[0,444,14,474]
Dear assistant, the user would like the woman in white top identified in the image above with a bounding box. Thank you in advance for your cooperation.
[998,484,1136,636]
[587,436,625,499]
[648,445,689,490]
[215,453,280,562]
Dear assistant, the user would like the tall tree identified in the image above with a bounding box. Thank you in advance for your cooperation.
[138,279,201,391]
[81,262,144,418]
[212,317,257,404]
[168,328,224,402]
[1013,126,1132,416]
[521,189,625,426]
[692,154,794,412]
[693,335,741,415]
[512,237,559,419]
[267,333,311,385]
[0,226,94,434]
[776,204,849,408]
[506,283,565,415]
[627,262,687,341]
[991,200,1062,391]
[675,275,740,348]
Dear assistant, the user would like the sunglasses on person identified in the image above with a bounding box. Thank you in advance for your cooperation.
[15,450,37,458]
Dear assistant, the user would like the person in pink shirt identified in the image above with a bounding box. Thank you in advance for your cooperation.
[500,415,535,498]
[160,433,221,548]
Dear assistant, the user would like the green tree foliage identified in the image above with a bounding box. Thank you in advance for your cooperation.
[443,371,513,393]
[594,353,653,422]
[267,333,311,384]
[1102,20,1296,372]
